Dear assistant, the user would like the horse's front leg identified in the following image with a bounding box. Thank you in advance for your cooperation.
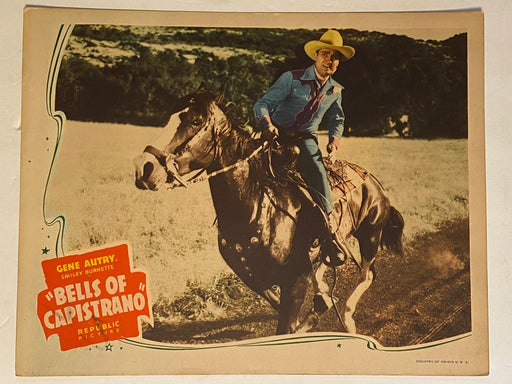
[276,271,311,334]
[277,259,338,334]
[293,262,339,333]
[311,262,338,314]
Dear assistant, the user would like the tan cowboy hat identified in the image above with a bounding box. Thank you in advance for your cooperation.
[304,29,355,62]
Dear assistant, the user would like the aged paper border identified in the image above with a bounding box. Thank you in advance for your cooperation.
[16,7,487,376]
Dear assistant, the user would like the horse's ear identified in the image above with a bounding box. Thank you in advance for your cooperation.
[214,82,227,104]
[197,81,208,93]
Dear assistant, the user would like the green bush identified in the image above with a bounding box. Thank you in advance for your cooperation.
[56,26,467,138]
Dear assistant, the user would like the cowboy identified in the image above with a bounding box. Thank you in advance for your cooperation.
[254,29,355,266]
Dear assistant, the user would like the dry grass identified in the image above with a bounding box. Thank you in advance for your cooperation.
[47,121,468,308]
[48,121,222,304]
[335,135,468,239]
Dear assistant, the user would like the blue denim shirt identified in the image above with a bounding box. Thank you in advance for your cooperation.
[254,65,345,143]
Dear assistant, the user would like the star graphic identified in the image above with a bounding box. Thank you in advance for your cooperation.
[105,342,113,351]
[42,247,50,255]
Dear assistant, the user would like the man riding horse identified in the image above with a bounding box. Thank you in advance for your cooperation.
[134,29,404,333]
[254,29,355,266]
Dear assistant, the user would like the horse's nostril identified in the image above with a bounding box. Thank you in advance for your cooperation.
[135,178,147,190]
[143,162,154,181]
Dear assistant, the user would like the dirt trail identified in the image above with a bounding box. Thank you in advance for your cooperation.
[143,218,471,347]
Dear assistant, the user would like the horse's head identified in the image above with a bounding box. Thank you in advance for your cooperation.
[134,84,226,190]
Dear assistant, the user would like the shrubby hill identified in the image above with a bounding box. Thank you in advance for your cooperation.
[56,25,467,138]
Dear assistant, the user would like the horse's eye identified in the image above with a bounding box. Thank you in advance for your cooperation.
[192,119,202,126]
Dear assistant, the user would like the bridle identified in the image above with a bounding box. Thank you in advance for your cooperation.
[142,103,266,188]
[142,144,189,187]
[143,145,169,169]
[143,143,266,188]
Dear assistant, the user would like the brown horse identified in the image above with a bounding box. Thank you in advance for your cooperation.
[134,84,404,335]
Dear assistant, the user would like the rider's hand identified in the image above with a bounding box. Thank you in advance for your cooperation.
[326,142,337,155]
[261,123,279,143]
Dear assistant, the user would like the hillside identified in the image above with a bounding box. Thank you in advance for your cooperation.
[56,25,468,137]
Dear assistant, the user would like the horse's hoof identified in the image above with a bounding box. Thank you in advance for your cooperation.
[295,311,320,333]
[313,293,337,314]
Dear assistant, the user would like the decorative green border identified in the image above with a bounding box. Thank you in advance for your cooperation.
[44,24,74,258]
[119,333,471,352]
[45,23,472,353]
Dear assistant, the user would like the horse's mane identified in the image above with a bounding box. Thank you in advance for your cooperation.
[192,90,260,158]
[217,96,306,189]
[183,88,304,188]
[220,102,255,137]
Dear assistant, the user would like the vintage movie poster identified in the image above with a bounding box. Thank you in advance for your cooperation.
[16,7,487,375]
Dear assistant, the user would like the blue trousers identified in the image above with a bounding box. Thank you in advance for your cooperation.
[296,137,333,214]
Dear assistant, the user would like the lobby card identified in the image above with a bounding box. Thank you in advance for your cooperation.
[17,7,487,375]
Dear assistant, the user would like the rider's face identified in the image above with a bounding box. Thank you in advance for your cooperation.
[314,49,341,80]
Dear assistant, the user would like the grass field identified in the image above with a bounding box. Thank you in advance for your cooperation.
[47,121,469,331]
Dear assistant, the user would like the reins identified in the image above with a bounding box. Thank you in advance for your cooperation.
[143,102,347,332]
[180,144,266,187]
[143,142,266,188]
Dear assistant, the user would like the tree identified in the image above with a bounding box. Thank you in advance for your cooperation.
[56,26,468,138]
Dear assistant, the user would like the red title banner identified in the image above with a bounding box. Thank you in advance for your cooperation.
[37,243,151,351]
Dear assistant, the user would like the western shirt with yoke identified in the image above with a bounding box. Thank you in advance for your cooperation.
[254,65,345,147]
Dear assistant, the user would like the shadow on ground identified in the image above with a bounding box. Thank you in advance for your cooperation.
[142,217,471,347]
[143,313,277,344]
[315,216,471,347]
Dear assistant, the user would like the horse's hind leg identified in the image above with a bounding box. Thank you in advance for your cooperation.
[312,262,329,294]
[342,259,375,333]
[342,236,378,333]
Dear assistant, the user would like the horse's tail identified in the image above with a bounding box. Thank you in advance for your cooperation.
[381,206,404,255]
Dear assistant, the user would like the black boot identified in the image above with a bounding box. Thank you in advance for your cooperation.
[327,235,346,266]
